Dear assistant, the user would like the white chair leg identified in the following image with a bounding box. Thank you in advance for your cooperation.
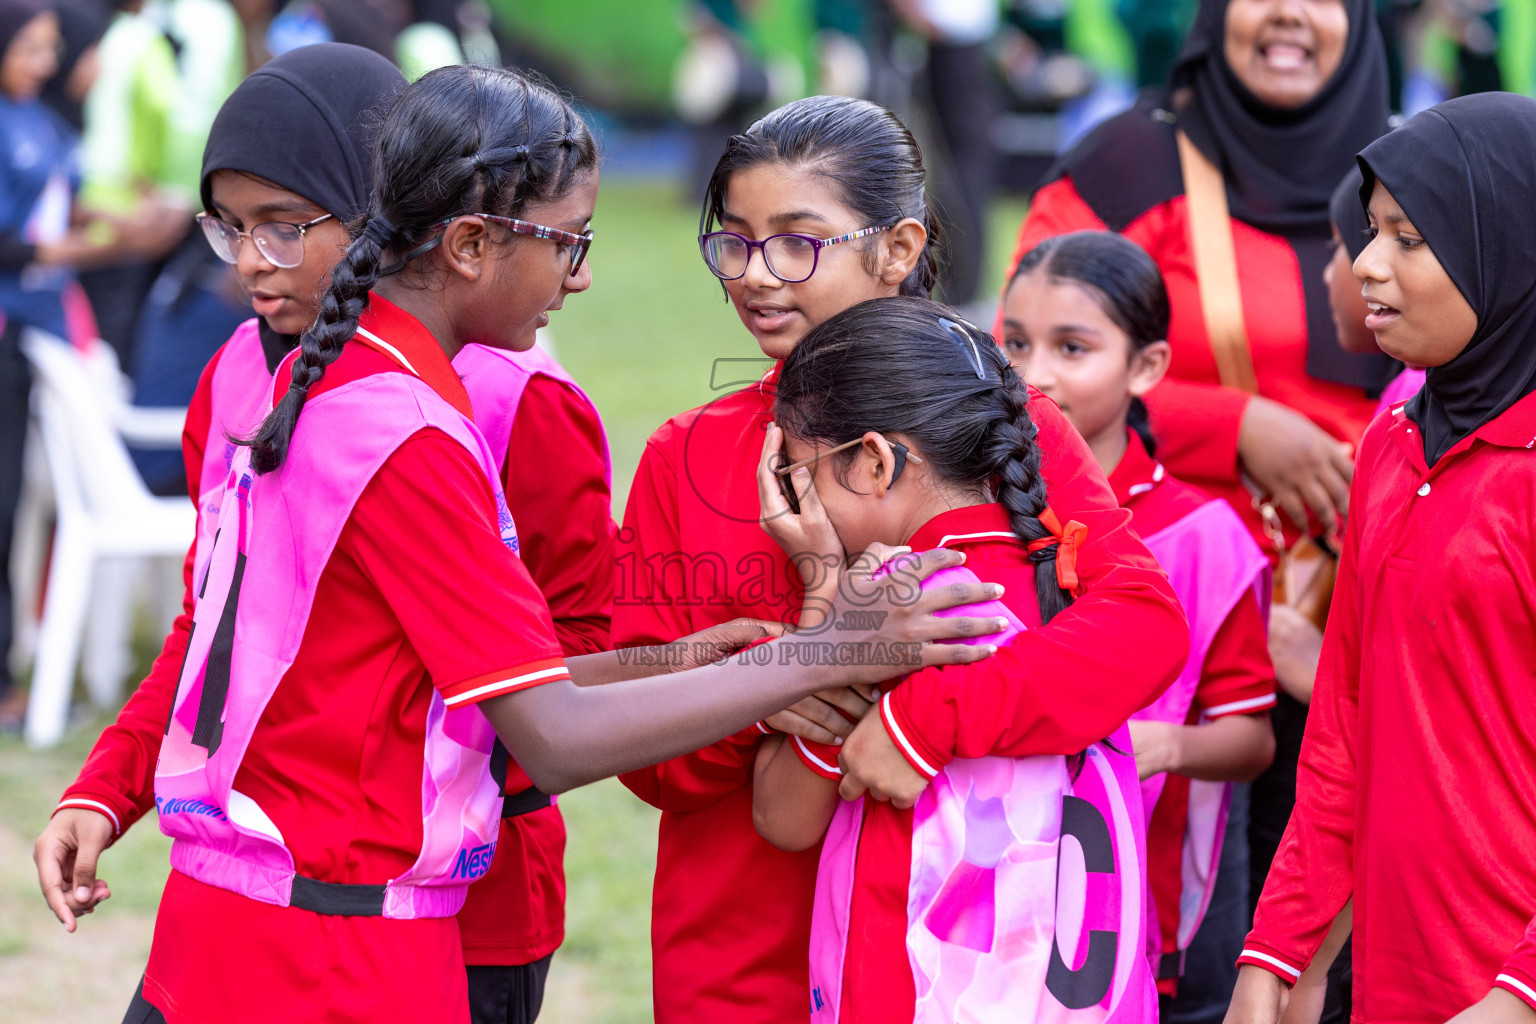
[25,530,94,748]
[83,556,136,710]
[9,427,52,670]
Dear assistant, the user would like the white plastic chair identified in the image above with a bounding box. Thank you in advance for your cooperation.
[20,330,195,748]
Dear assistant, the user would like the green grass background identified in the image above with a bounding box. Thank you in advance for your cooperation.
[0,181,1028,1023]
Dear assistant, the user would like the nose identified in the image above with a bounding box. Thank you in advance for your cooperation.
[1015,348,1055,394]
[234,232,271,278]
[1268,0,1304,24]
[740,243,780,292]
[565,254,593,294]
[1353,233,1388,287]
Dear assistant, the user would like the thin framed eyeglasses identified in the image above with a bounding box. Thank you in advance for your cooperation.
[475,214,594,275]
[197,212,335,270]
[773,435,923,514]
[699,223,896,283]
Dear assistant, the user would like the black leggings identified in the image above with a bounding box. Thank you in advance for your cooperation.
[123,956,556,1024]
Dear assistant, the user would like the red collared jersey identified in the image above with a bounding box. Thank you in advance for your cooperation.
[57,305,614,971]
[1240,395,1536,1020]
[615,371,1188,1023]
[129,298,571,1024]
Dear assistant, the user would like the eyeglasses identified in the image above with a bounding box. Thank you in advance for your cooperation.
[773,435,923,514]
[475,214,594,275]
[197,212,335,269]
[700,223,896,283]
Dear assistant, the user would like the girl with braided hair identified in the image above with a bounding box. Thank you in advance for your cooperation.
[1004,231,1277,1016]
[107,65,1006,1024]
[752,295,1158,1022]
[615,95,1188,1024]
[34,46,615,1024]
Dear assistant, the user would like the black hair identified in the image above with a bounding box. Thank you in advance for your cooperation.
[774,296,1073,625]
[1009,231,1170,456]
[701,95,942,299]
[242,64,598,473]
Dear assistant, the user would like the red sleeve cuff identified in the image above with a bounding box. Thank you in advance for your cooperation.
[791,736,844,780]
[1235,944,1303,986]
[1496,972,1536,1011]
[880,692,942,780]
[440,657,570,708]
[54,790,134,836]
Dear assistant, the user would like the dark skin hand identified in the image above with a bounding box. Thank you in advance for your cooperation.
[482,546,1007,795]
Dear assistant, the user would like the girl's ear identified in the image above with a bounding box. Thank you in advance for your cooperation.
[1128,340,1171,398]
[862,431,898,498]
[438,216,490,282]
[879,217,928,287]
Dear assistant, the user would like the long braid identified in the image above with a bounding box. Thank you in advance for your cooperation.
[243,218,395,473]
[986,361,1074,624]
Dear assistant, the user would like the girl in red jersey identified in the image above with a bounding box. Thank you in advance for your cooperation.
[752,296,1160,1022]
[614,95,1190,1024]
[33,45,613,1024]
[1001,231,1276,1017]
[35,66,999,1024]
[1228,93,1536,1024]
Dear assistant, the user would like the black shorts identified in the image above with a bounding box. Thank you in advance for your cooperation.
[467,954,554,1024]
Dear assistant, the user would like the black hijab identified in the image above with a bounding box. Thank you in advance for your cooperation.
[1329,165,1369,262]
[1359,92,1536,466]
[1172,0,1390,235]
[199,43,405,372]
[41,0,111,130]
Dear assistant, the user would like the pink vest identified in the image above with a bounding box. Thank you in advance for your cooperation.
[195,321,277,575]
[157,367,515,920]
[810,566,1156,1023]
[1131,498,1269,965]
[454,342,612,486]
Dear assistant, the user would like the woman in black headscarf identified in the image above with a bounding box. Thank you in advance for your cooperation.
[999,0,1389,1016]
[1232,90,1536,1024]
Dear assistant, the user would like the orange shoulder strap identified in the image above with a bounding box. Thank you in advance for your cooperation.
[1177,129,1259,394]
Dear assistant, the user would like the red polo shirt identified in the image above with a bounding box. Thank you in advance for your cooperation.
[1240,395,1536,1020]
[57,304,614,970]
[1109,431,1274,994]
[130,297,571,1024]
[615,371,1188,1023]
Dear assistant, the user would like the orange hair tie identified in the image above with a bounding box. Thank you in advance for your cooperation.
[1025,507,1087,596]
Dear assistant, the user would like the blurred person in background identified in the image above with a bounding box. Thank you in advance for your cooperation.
[887,0,999,312]
[40,0,109,131]
[1000,0,1391,1018]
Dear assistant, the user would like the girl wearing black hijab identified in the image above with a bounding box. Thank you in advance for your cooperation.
[1001,0,1390,1014]
[35,42,617,1024]
[1231,90,1536,1024]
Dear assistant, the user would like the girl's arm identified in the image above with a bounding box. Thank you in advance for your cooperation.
[1131,589,1277,783]
[1128,714,1274,783]
[752,735,840,852]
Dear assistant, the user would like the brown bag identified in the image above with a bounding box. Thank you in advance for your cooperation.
[1178,130,1338,628]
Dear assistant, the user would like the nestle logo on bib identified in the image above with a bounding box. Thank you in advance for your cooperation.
[154,796,229,822]
[452,840,498,880]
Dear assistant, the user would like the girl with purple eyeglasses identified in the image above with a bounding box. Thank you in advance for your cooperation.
[612,94,1190,1024]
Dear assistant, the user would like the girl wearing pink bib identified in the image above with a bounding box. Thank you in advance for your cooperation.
[753,296,1159,1023]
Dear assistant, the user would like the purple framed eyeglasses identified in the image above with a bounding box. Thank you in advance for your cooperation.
[699,222,896,283]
